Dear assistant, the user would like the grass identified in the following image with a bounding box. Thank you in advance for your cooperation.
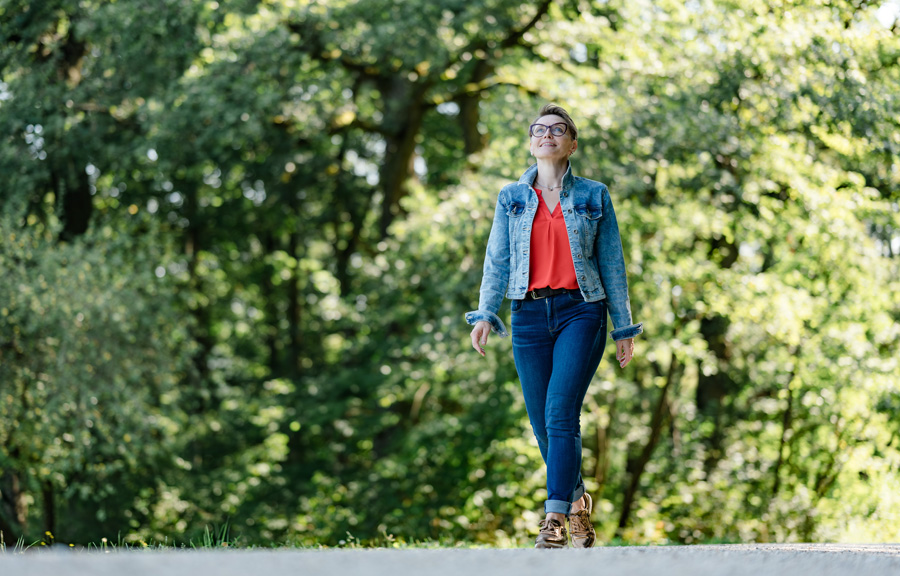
[0,528,516,554]
[2,525,696,553]
[0,527,234,554]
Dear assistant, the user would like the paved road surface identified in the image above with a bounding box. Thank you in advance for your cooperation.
[3,544,900,576]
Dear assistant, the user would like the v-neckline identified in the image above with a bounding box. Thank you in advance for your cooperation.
[544,198,560,216]
[536,188,561,216]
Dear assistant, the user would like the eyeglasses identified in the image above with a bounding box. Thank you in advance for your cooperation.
[529,123,568,138]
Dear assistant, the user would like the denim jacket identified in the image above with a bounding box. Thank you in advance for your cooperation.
[465,163,643,342]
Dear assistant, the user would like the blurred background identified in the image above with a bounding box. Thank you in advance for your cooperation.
[1,0,899,547]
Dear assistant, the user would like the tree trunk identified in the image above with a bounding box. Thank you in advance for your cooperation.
[696,314,733,475]
[617,353,681,533]
[771,379,795,499]
[331,135,368,296]
[458,60,493,156]
[0,513,17,545]
[261,231,281,376]
[593,391,616,491]
[377,79,429,238]
[41,480,55,539]
[57,160,93,242]
[287,226,303,377]
[182,185,214,400]
[0,470,22,543]
[51,13,92,242]
[12,472,27,538]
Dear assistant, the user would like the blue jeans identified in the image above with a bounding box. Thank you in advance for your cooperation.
[511,291,608,516]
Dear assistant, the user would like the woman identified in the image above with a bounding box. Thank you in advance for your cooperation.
[465,104,642,549]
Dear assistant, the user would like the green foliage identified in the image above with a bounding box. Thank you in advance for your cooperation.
[0,203,193,539]
[1,0,898,547]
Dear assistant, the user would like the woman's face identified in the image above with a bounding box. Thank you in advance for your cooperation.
[529,114,577,161]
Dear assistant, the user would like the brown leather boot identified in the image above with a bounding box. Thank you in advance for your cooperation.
[569,493,596,548]
[535,517,568,549]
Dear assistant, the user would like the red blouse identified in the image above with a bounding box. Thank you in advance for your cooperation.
[528,188,579,291]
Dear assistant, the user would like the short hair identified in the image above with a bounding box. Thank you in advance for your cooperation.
[534,104,578,140]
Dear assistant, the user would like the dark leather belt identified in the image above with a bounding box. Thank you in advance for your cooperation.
[524,287,580,300]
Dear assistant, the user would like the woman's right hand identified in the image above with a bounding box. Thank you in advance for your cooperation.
[470,321,492,357]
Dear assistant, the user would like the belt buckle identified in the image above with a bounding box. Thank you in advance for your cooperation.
[530,289,545,300]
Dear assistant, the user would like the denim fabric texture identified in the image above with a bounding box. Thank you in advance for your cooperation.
[511,292,608,515]
[464,163,642,341]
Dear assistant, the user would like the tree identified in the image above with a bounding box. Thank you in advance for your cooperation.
[1,0,898,546]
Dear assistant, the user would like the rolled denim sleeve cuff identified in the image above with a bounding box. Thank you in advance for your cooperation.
[464,310,509,338]
[610,322,643,342]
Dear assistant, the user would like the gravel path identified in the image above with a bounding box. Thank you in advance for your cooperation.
[3,544,900,576]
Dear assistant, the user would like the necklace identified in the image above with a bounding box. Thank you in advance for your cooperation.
[535,181,562,192]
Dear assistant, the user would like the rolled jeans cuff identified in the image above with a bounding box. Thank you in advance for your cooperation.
[544,483,585,516]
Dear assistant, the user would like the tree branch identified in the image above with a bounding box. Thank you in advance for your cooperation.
[617,351,682,533]
[426,77,545,109]
[446,0,554,71]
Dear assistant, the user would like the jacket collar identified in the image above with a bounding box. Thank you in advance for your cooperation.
[518,162,575,190]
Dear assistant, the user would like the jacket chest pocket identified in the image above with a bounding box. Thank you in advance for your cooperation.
[506,202,526,218]
[506,202,527,241]
[574,204,602,256]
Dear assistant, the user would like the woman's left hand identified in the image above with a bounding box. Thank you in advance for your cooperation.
[616,338,635,368]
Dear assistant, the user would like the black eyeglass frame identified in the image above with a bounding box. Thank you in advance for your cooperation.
[529,122,569,138]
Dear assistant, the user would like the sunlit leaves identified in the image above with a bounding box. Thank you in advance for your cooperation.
[1,0,899,547]
[0,208,194,538]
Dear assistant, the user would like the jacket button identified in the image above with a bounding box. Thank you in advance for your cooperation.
[574,230,579,234]
[576,254,581,259]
